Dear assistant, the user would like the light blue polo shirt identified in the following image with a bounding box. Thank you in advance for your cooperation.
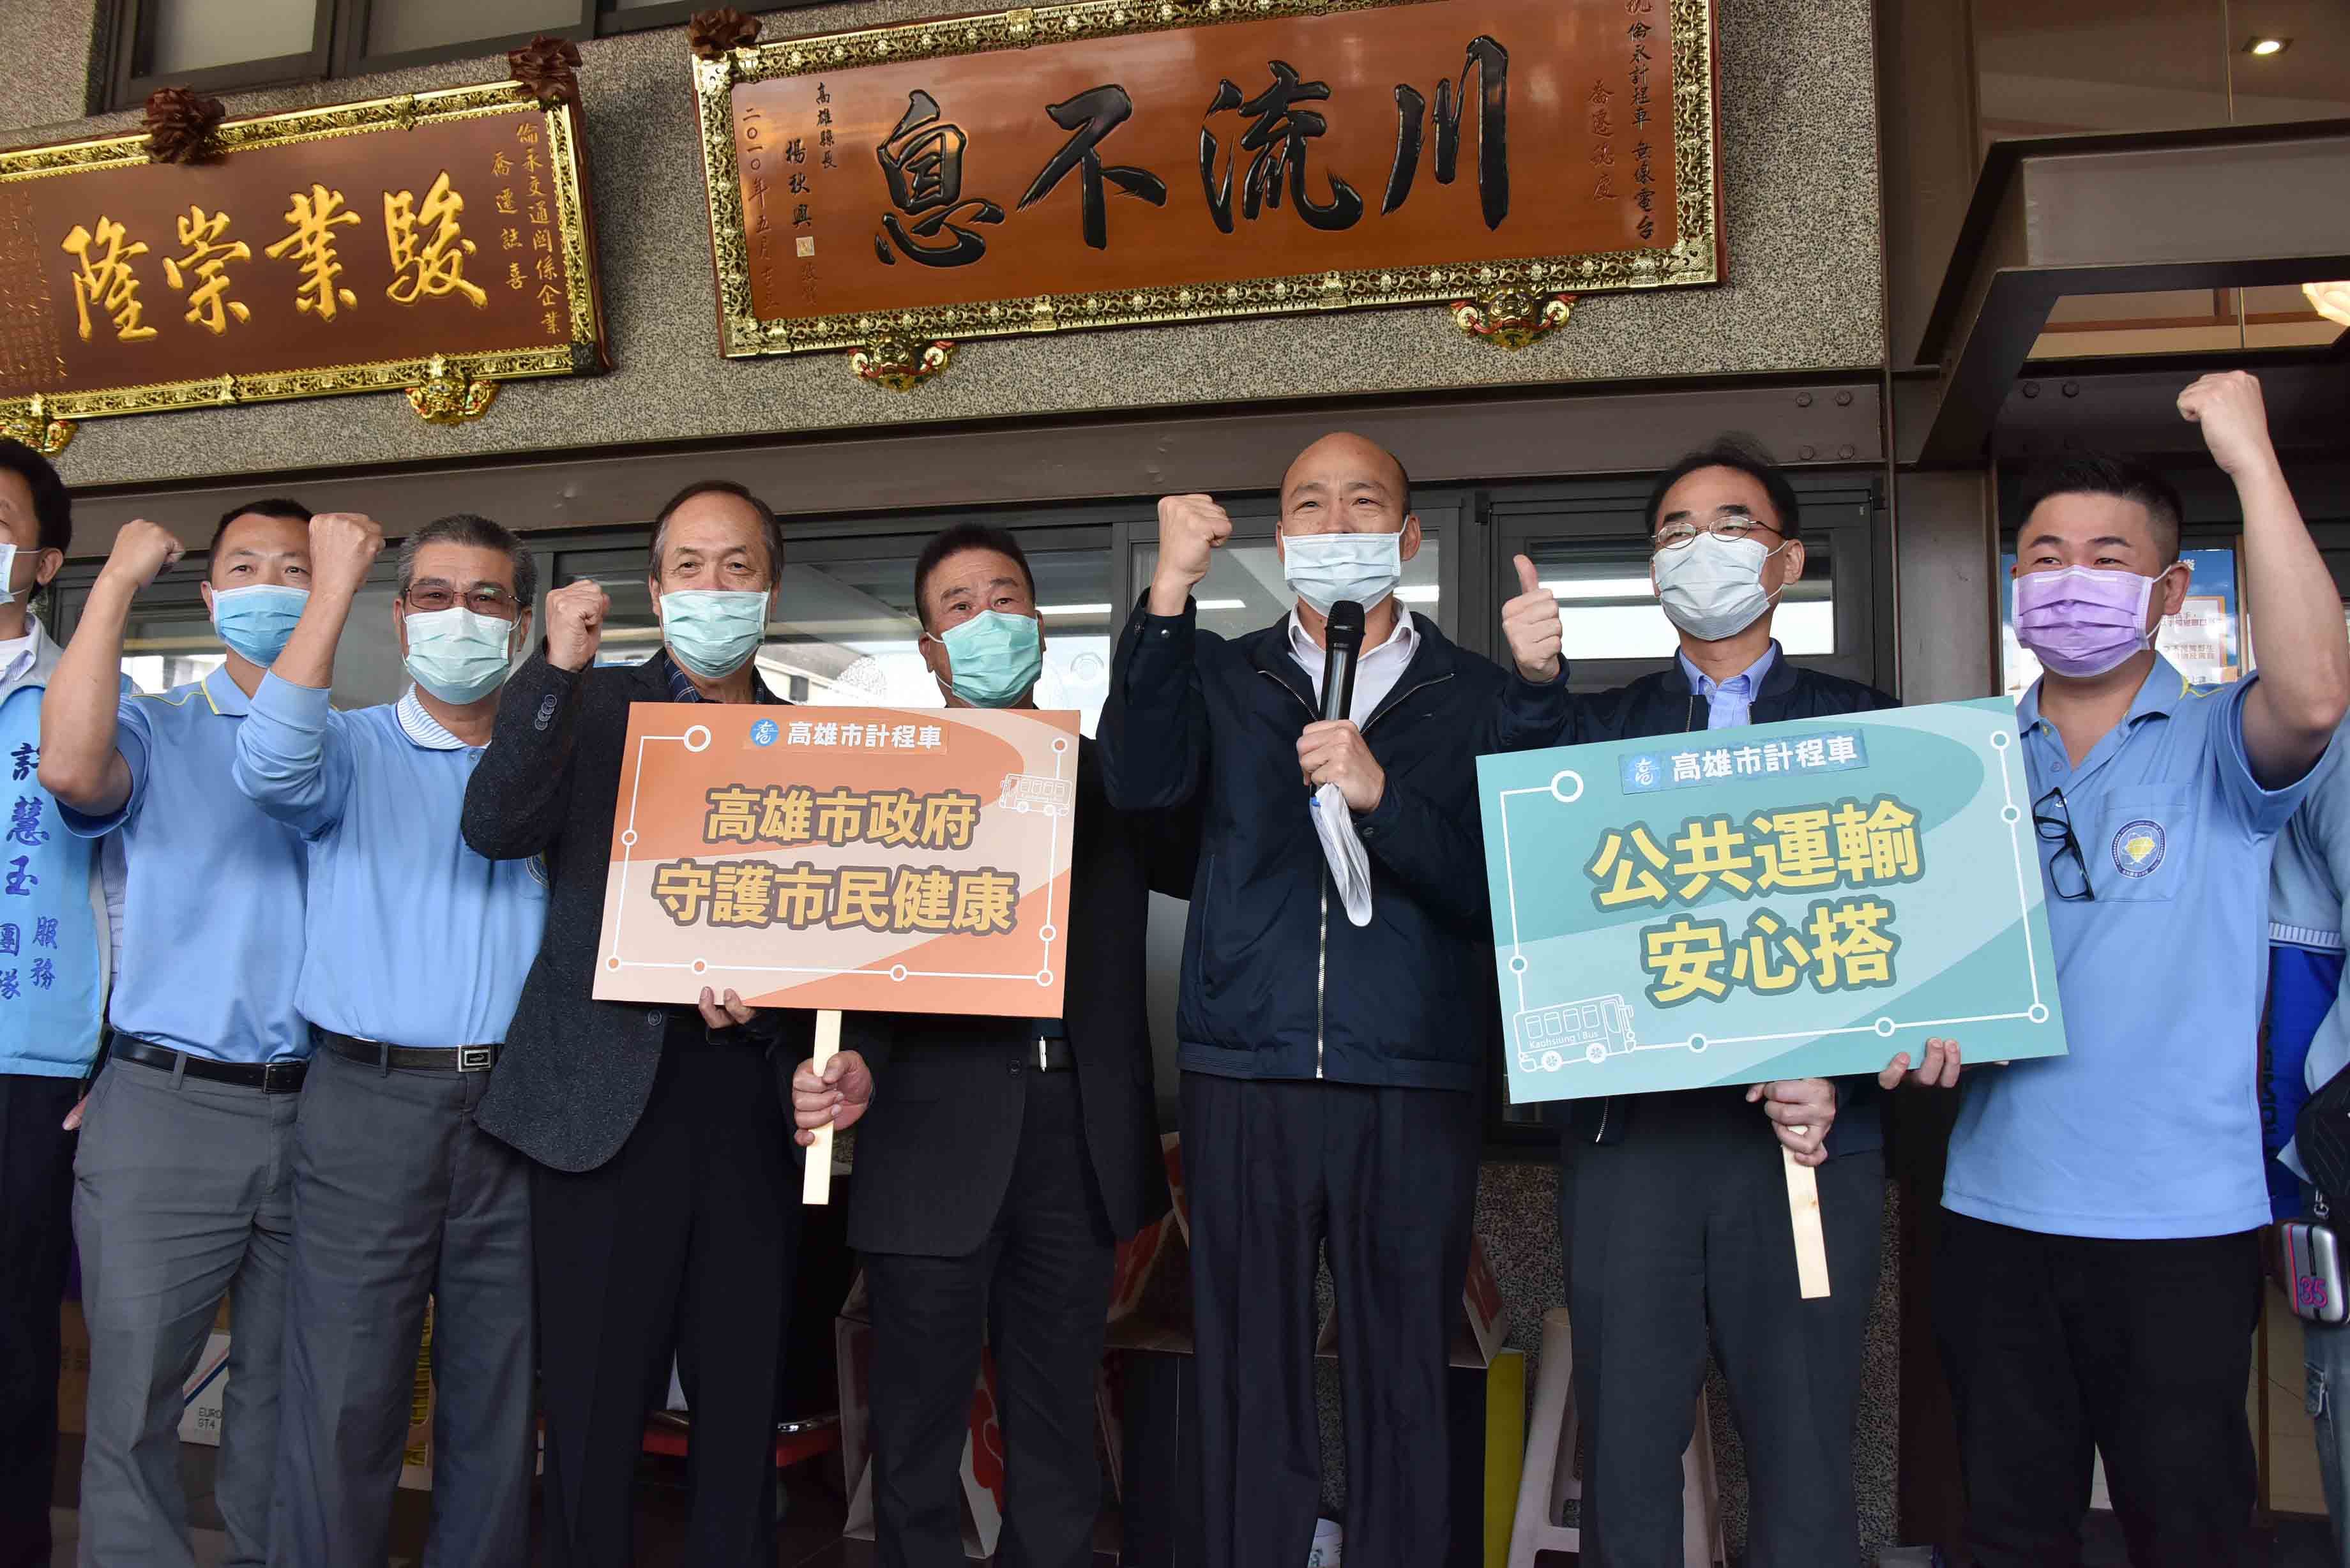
[60,667,308,1064]
[232,677,549,1048]
[1943,657,2321,1239]
[1679,642,1778,730]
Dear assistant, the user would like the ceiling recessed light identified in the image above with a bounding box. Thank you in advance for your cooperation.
[1035,603,1113,617]
[2245,36,2290,55]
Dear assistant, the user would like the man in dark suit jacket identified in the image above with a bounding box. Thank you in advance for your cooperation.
[1497,437,1961,1567]
[461,480,810,1568]
[794,524,1192,1568]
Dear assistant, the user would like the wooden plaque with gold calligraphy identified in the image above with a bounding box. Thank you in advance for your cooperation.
[0,82,608,441]
[695,0,1719,360]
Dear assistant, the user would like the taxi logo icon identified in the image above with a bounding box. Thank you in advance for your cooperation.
[2111,818,2167,879]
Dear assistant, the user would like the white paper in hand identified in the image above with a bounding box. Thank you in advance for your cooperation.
[1310,783,1374,927]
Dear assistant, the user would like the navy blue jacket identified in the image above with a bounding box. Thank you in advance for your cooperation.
[1538,654,1899,1155]
[1100,598,1561,1091]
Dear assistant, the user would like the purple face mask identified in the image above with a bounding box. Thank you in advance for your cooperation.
[2013,564,2162,678]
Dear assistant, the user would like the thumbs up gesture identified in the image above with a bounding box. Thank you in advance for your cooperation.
[1501,554,1563,683]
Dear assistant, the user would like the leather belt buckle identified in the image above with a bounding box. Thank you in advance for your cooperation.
[261,1060,305,1094]
[457,1045,496,1073]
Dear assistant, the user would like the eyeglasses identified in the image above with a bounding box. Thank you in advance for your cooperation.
[403,585,520,620]
[1652,515,1784,551]
[2033,785,2095,902]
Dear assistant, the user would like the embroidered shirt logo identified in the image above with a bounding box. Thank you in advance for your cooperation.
[2112,819,2167,878]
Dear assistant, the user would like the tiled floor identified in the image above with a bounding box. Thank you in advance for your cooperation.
[42,1433,1118,1567]
[40,1432,2343,1565]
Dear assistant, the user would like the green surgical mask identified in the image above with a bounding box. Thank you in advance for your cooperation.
[930,610,1042,708]
[660,589,768,680]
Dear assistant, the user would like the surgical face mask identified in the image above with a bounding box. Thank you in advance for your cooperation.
[403,607,519,704]
[1282,531,1402,616]
[209,584,309,667]
[1653,532,1785,643]
[930,609,1043,709]
[659,589,768,680]
[0,544,19,607]
[2013,564,2163,679]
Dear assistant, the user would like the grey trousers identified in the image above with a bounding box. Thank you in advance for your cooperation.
[73,1058,299,1568]
[270,1045,534,1568]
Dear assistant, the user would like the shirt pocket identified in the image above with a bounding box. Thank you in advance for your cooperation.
[2089,784,2193,903]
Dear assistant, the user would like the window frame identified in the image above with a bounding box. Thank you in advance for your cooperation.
[102,0,852,110]
[45,474,1890,1160]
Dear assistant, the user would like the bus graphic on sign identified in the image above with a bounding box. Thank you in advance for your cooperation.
[998,772,1075,818]
[1515,994,1639,1072]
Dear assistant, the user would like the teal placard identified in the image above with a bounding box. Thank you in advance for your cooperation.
[1476,697,2070,1103]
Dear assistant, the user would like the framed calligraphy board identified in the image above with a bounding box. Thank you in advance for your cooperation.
[592,703,1079,1019]
[695,0,1720,359]
[0,82,608,443]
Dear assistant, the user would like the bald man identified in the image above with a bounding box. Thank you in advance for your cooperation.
[1100,434,1562,1568]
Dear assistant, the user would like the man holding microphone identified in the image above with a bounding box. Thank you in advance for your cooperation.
[1100,432,1554,1568]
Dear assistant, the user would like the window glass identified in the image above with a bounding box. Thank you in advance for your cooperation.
[1519,537,1834,663]
[145,0,315,73]
[114,580,402,707]
[560,542,1118,735]
[1135,532,1444,641]
[367,0,580,56]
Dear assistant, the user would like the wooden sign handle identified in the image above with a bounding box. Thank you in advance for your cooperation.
[1784,1144,1831,1299]
[801,1010,844,1206]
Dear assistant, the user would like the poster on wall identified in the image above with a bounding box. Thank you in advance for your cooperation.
[1999,547,2243,698]
[0,76,609,451]
[693,0,1724,367]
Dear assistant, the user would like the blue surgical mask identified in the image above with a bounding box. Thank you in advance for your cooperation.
[209,584,308,667]
[660,589,768,680]
[1282,531,1402,616]
[404,607,518,704]
[931,610,1043,708]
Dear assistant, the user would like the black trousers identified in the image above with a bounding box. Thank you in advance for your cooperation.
[1558,1092,1883,1568]
[0,1074,77,1568]
[865,1070,1116,1568]
[531,1032,799,1568]
[1181,1071,1480,1568]
[1934,1211,2263,1568]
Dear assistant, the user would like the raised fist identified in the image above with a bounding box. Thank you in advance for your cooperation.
[98,520,184,593]
[2177,370,2278,481]
[1501,554,1563,682]
[544,578,609,672]
[1149,494,1233,615]
[307,512,384,596]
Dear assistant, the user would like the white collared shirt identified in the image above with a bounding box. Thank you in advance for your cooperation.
[1286,605,1420,725]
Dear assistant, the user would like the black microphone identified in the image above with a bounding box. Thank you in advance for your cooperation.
[1319,599,1365,727]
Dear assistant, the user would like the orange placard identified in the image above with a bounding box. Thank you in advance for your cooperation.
[592,703,1077,1018]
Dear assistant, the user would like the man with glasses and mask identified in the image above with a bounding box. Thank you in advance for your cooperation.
[462,479,808,1568]
[1933,372,2348,1568]
[229,511,547,1567]
[1499,435,1961,1567]
[792,522,1192,1568]
[1100,432,1556,1568]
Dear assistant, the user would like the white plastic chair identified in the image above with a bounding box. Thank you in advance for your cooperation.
[1507,1306,1725,1567]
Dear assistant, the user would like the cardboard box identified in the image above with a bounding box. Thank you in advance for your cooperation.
[56,1300,89,1436]
[399,1298,436,1491]
[178,1332,232,1446]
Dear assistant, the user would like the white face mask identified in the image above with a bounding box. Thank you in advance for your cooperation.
[1653,532,1787,643]
[1282,531,1402,616]
[0,543,19,607]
